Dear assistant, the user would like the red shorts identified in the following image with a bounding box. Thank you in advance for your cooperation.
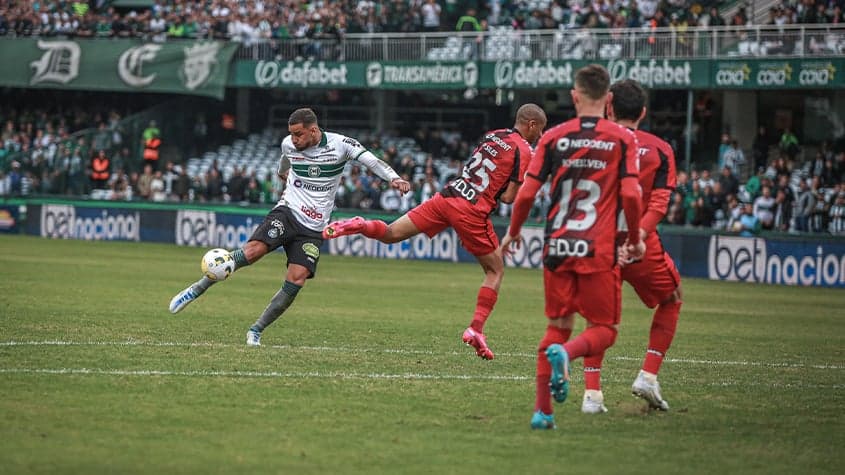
[407,193,498,256]
[621,234,681,308]
[543,268,622,326]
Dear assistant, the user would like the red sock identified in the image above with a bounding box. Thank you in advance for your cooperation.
[361,220,388,239]
[470,287,498,332]
[643,301,681,374]
[564,324,617,361]
[535,325,572,414]
[583,353,604,391]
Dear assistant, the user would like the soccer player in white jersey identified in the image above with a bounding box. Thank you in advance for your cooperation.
[169,108,411,345]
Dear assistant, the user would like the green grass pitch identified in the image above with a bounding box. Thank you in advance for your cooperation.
[1,234,843,474]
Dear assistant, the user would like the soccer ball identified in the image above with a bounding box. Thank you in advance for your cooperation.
[201,248,234,281]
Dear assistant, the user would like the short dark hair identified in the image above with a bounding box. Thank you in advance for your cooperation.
[574,64,610,100]
[288,108,318,127]
[609,79,646,121]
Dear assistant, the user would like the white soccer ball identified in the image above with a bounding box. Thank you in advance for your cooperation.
[201,248,234,281]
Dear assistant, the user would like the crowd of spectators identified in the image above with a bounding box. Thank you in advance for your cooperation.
[1,1,842,45]
[2,102,844,236]
[663,134,845,236]
[0,102,132,198]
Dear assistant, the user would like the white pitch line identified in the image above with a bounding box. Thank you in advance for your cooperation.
[1,340,842,370]
[0,367,528,381]
[0,367,842,389]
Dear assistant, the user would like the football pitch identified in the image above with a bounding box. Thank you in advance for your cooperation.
[1,234,843,474]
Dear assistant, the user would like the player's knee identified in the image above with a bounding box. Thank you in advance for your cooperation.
[488,266,505,285]
[244,241,269,262]
[661,287,683,305]
[598,324,619,347]
[381,227,403,244]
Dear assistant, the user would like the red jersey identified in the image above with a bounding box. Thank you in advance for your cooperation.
[441,128,532,215]
[526,116,639,273]
[635,130,676,225]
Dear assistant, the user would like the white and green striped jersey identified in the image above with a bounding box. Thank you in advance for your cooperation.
[275,130,400,231]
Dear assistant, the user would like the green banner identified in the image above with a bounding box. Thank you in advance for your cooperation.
[364,61,479,89]
[712,59,844,89]
[484,59,711,89]
[0,38,238,99]
[234,60,479,90]
[234,58,843,91]
[235,60,365,88]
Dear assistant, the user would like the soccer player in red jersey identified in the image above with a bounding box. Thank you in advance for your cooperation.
[501,65,644,429]
[323,104,548,360]
[608,79,682,411]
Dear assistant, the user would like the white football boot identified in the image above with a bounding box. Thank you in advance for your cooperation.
[581,390,608,414]
[246,329,262,346]
[169,285,199,314]
[632,370,670,411]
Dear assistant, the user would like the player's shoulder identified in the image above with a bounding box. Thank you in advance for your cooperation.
[597,118,636,141]
[538,119,577,144]
[635,129,671,151]
[495,128,531,148]
[326,131,364,149]
[280,135,294,151]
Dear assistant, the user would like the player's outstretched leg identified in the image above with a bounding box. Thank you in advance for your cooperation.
[322,216,367,239]
[546,343,570,403]
[169,278,208,313]
[169,248,252,314]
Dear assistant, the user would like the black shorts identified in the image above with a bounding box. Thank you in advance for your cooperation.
[249,206,323,278]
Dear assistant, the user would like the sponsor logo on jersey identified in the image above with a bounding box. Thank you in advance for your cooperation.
[484,133,512,151]
[302,243,320,259]
[308,165,321,177]
[638,147,649,157]
[293,179,334,192]
[342,137,362,148]
[300,205,324,221]
[446,178,479,203]
[556,137,616,152]
[547,238,594,257]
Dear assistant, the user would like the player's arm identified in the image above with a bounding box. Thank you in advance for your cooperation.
[277,152,290,180]
[344,136,410,194]
[499,181,520,204]
[356,150,410,194]
[620,132,643,254]
[502,139,548,254]
[499,141,531,204]
[641,146,676,235]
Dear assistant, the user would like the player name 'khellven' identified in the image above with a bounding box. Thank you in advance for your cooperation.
[561,158,608,170]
